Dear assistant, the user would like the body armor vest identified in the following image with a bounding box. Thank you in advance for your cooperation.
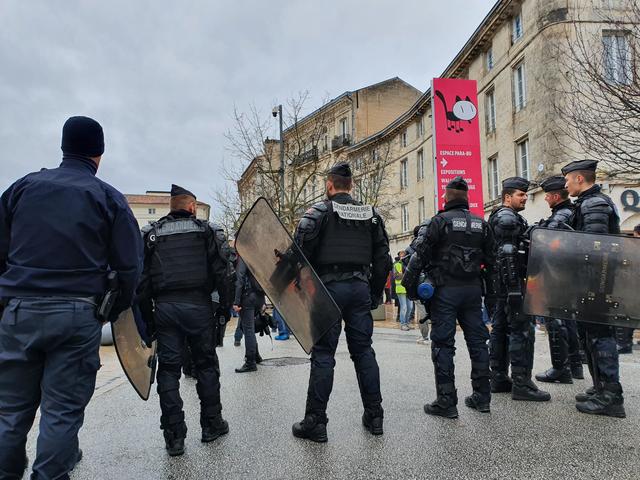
[315,200,373,267]
[431,209,485,284]
[148,217,209,294]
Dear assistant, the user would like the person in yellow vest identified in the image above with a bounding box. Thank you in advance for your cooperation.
[393,252,411,330]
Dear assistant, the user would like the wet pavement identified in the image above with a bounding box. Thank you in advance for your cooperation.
[25,328,640,479]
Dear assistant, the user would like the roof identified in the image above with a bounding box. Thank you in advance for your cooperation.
[125,194,210,209]
[282,76,421,135]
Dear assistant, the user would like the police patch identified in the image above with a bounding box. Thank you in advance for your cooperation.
[332,202,373,221]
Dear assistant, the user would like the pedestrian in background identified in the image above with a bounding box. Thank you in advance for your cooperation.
[393,251,411,330]
[233,257,265,372]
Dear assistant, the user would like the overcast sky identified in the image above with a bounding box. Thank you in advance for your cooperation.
[0,0,492,208]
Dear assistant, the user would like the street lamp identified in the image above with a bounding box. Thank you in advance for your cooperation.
[272,105,285,211]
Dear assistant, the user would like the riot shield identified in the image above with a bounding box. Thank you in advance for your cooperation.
[111,308,157,400]
[524,228,640,329]
[234,197,342,354]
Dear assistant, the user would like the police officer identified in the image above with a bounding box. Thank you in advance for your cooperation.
[291,162,391,442]
[534,176,584,383]
[403,176,495,417]
[562,160,625,417]
[138,184,231,455]
[0,116,142,479]
[488,177,551,401]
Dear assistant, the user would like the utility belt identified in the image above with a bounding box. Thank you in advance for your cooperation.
[155,289,211,305]
[315,263,369,276]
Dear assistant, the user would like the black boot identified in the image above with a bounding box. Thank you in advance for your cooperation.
[575,385,597,402]
[490,371,512,393]
[535,367,572,384]
[512,372,551,402]
[235,361,257,373]
[424,383,458,419]
[464,392,490,413]
[570,363,584,380]
[292,414,328,443]
[163,424,186,456]
[362,408,384,435]
[201,415,229,442]
[576,383,625,418]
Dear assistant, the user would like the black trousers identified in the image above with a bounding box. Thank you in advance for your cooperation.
[430,285,490,401]
[155,302,221,432]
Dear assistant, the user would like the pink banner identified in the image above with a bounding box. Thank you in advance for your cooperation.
[431,78,484,216]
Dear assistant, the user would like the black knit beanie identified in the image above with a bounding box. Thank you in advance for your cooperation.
[61,116,105,157]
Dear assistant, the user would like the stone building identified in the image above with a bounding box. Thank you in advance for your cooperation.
[237,0,640,249]
[125,191,211,227]
[342,0,640,253]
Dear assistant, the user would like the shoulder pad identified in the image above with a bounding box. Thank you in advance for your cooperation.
[581,195,610,210]
[141,224,154,235]
[495,208,518,229]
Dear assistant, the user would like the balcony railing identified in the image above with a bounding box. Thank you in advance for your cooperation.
[293,146,318,165]
[331,134,351,150]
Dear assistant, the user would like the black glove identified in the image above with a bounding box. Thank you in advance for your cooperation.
[370,293,381,310]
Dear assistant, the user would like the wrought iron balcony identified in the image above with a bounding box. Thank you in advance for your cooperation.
[331,134,351,150]
[293,146,318,164]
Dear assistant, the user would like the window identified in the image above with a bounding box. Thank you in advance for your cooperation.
[417,149,424,181]
[339,118,348,137]
[488,155,499,199]
[311,180,317,199]
[512,12,523,43]
[323,135,328,152]
[486,48,494,71]
[485,88,496,133]
[354,157,363,171]
[372,148,379,162]
[401,203,409,232]
[400,130,407,148]
[148,208,156,215]
[418,197,425,223]
[516,138,530,180]
[400,158,408,188]
[513,62,527,111]
[603,32,632,85]
[417,117,424,137]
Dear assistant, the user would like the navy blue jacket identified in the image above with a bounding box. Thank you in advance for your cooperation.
[0,155,143,316]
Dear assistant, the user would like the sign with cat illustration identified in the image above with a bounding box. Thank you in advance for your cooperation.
[431,78,484,217]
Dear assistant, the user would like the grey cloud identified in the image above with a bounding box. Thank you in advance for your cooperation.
[0,0,491,207]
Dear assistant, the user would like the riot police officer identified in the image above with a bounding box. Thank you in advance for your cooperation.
[403,176,495,417]
[138,184,231,455]
[291,162,391,442]
[0,116,142,479]
[562,160,625,417]
[488,177,551,401]
[534,176,584,383]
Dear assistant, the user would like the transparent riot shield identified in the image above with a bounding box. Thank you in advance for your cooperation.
[524,228,640,329]
[234,197,342,354]
[111,308,157,400]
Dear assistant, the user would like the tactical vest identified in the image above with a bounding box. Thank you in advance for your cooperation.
[431,209,485,284]
[315,200,373,268]
[148,217,209,294]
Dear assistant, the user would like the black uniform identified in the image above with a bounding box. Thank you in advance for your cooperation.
[403,184,495,418]
[535,195,584,383]
[564,166,624,416]
[291,167,391,440]
[488,176,550,401]
[0,117,142,479]
[139,193,231,452]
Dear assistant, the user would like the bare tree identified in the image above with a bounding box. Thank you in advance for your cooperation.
[545,1,640,176]
[351,142,396,219]
[217,92,334,234]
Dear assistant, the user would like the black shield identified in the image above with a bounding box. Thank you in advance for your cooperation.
[523,228,640,329]
[111,308,157,400]
[234,198,342,354]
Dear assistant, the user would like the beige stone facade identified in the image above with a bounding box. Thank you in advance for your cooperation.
[237,0,640,248]
[126,191,211,228]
